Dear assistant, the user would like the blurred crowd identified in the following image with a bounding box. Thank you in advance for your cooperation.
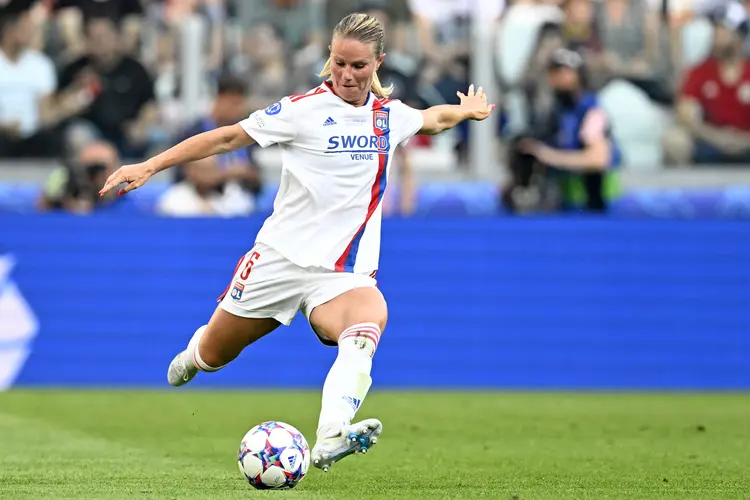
[1,0,749,216]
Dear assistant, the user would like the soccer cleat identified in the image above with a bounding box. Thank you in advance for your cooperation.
[167,350,198,387]
[167,325,206,387]
[311,418,382,473]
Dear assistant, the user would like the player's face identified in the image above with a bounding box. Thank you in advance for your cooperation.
[329,36,384,106]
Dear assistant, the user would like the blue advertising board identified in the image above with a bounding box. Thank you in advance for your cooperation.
[4,182,750,218]
[1,214,748,389]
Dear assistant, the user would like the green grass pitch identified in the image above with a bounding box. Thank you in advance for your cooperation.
[0,391,748,500]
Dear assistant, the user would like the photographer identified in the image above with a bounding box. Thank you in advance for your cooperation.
[502,48,621,214]
[37,140,119,214]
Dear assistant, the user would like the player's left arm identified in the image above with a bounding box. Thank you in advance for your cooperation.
[519,108,611,172]
[419,84,495,135]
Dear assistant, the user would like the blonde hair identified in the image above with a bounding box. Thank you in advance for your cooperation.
[318,13,393,98]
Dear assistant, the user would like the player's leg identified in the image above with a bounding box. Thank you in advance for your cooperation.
[168,243,300,387]
[167,307,280,386]
[306,285,387,471]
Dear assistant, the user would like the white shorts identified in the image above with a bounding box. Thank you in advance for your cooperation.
[218,242,378,337]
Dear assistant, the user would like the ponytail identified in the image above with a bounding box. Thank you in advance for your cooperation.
[371,71,393,98]
[318,56,332,81]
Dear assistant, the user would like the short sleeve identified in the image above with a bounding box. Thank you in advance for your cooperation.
[389,100,424,147]
[239,98,297,148]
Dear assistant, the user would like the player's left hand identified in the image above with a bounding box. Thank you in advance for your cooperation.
[457,84,495,121]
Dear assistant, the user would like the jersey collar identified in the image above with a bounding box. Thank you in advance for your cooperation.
[322,81,373,108]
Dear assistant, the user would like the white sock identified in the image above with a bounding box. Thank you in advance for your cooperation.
[317,323,381,436]
[186,325,224,372]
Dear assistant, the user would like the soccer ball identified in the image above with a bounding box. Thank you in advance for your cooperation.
[237,421,311,489]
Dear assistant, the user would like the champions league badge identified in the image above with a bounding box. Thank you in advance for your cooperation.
[265,102,282,116]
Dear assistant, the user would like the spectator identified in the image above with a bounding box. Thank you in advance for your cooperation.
[594,0,671,103]
[361,2,420,105]
[50,0,144,63]
[156,0,226,78]
[0,0,61,158]
[495,1,564,139]
[502,21,565,140]
[174,74,262,201]
[561,0,600,56]
[231,0,324,52]
[504,48,622,213]
[410,0,502,99]
[157,156,255,218]
[229,1,326,99]
[37,140,120,214]
[148,1,223,137]
[54,15,159,158]
[496,0,564,91]
[233,23,293,111]
[409,0,504,158]
[662,3,750,166]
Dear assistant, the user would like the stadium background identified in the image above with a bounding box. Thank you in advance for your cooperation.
[1,1,749,498]
[1,0,748,390]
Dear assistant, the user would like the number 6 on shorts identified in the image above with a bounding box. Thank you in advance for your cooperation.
[240,251,261,280]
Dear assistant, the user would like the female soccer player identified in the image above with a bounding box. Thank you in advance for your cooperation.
[99,13,494,472]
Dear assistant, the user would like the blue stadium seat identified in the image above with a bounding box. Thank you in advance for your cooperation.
[0,184,39,213]
[2,182,750,218]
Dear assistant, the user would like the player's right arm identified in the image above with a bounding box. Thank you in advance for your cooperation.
[101,95,299,197]
[99,124,254,196]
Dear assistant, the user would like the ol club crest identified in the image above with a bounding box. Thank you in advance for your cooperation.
[373,110,389,132]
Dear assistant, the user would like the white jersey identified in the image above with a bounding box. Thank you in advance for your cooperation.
[239,82,424,273]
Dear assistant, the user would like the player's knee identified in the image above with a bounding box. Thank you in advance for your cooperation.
[349,288,387,332]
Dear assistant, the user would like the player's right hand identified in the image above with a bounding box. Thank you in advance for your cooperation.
[99,161,156,197]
